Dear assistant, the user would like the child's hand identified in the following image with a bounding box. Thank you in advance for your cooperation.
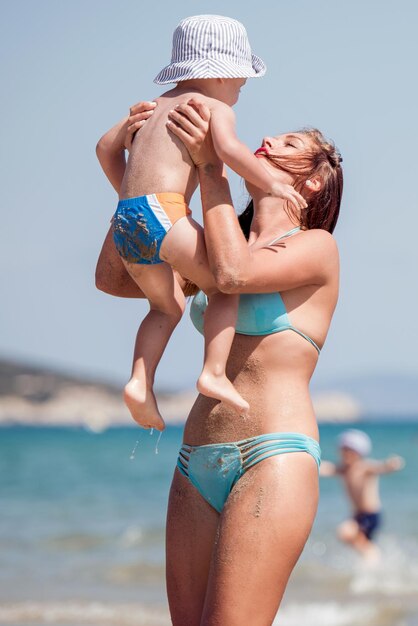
[270,181,308,212]
[125,101,157,150]
[386,455,405,471]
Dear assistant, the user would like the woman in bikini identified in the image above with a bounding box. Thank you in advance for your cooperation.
[96,100,342,625]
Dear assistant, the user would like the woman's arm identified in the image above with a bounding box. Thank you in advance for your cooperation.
[201,169,337,294]
[95,225,145,297]
[168,100,338,295]
[95,225,192,297]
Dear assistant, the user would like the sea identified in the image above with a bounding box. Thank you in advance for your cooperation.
[1,422,417,626]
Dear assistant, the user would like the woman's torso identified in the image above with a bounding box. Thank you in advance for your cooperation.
[184,231,339,445]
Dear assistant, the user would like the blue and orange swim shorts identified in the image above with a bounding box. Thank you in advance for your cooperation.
[112,192,191,264]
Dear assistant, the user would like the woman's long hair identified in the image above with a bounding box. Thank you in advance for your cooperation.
[184,129,343,295]
[239,128,343,237]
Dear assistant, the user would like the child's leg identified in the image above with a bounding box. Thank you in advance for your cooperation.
[122,261,186,431]
[160,217,249,415]
[197,293,249,414]
[337,519,381,562]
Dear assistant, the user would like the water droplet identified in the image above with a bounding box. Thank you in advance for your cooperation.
[129,439,140,460]
[155,430,163,455]
[149,428,154,436]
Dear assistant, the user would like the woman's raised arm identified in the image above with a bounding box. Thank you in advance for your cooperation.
[167,99,250,290]
[168,100,338,295]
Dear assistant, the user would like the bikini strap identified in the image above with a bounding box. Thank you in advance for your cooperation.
[268,226,301,246]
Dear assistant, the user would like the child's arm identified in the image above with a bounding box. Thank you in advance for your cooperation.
[210,104,306,211]
[95,101,193,298]
[319,460,339,477]
[96,117,129,193]
[365,456,405,475]
[95,101,157,193]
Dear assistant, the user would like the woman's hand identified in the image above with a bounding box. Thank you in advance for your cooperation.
[167,98,220,169]
[125,100,157,150]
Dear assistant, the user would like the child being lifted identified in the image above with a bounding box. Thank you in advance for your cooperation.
[98,15,307,431]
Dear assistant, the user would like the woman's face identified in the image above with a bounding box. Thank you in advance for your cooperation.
[246,132,311,197]
[257,132,309,156]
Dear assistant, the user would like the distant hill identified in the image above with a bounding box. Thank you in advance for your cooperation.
[312,373,418,420]
[0,357,417,427]
[0,359,120,400]
[0,358,196,430]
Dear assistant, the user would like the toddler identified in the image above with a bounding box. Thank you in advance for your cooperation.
[320,429,405,561]
[104,15,306,430]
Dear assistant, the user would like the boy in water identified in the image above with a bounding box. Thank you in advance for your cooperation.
[97,15,307,431]
[320,429,405,561]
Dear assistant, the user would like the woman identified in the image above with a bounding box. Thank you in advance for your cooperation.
[96,101,342,625]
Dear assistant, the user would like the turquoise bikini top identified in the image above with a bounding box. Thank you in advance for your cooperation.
[190,227,321,355]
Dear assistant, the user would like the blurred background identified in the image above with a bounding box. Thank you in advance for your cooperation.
[1,0,417,624]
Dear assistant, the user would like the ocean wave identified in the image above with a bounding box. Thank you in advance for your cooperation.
[39,525,163,553]
[0,600,409,626]
[349,535,418,596]
[104,561,165,585]
[274,601,407,626]
[0,602,170,625]
[42,533,106,551]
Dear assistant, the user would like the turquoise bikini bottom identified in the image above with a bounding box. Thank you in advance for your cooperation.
[176,432,321,513]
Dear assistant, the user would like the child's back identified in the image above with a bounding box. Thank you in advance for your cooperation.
[120,88,204,202]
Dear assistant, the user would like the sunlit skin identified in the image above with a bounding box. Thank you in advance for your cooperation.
[255,132,309,157]
[162,100,340,626]
[95,82,310,431]
[254,132,322,191]
[321,447,405,562]
[95,100,340,625]
[210,77,247,106]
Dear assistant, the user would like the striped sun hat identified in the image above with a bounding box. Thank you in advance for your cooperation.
[154,15,266,85]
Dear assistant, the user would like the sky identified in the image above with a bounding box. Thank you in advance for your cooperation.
[1,0,417,391]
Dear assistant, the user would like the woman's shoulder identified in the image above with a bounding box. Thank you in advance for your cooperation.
[296,228,339,282]
[301,228,339,258]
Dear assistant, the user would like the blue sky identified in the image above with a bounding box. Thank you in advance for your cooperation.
[1,0,417,391]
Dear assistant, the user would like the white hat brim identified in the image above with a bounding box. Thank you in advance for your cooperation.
[338,430,372,457]
[154,54,266,85]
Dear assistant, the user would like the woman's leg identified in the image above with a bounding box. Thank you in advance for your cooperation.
[166,469,219,626]
[122,261,185,431]
[201,452,319,626]
[160,217,249,414]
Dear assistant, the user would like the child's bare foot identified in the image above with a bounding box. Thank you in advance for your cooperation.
[124,378,165,431]
[197,371,249,415]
